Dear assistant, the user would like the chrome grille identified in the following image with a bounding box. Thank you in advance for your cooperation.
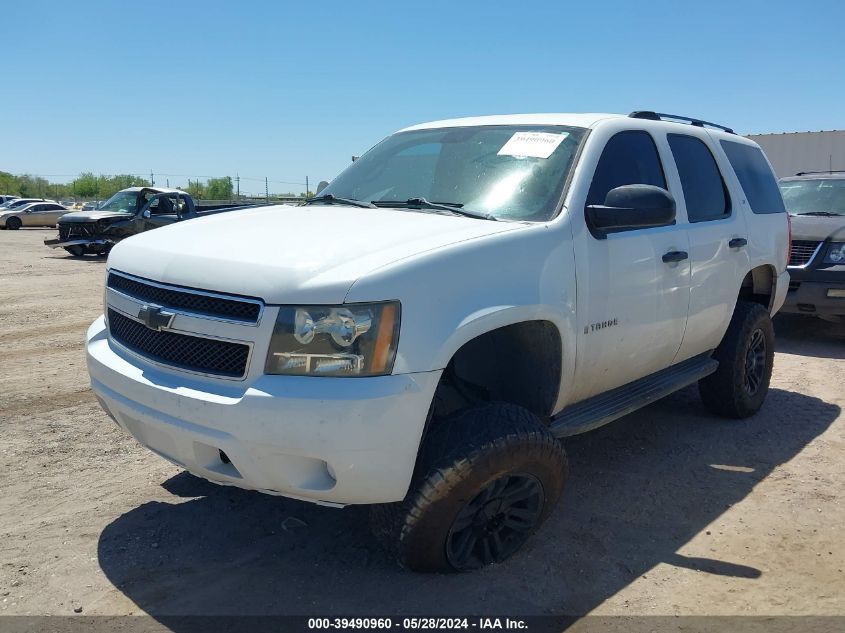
[107,271,262,323]
[107,309,250,378]
[789,240,822,267]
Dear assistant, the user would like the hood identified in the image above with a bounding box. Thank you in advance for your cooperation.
[59,210,132,223]
[107,204,524,304]
[59,210,130,223]
[789,214,845,242]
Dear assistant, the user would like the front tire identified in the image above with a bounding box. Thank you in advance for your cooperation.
[370,403,567,572]
[64,246,85,256]
[6,217,21,230]
[699,301,775,418]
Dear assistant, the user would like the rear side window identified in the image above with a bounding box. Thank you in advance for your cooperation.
[587,131,666,205]
[668,134,730,222]
[720,141,786,214]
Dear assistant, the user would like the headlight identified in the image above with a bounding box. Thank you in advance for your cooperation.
[824,242,845,264]
[265,302,400,377]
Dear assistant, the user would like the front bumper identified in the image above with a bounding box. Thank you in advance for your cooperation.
[780,265,845,316]
[781,280,845,316]
[87,316,441,505]
[45,237,114,249]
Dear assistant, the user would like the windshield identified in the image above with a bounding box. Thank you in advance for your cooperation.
[97,191,139,214]
[320,125,587,221]
[779,178,845,215]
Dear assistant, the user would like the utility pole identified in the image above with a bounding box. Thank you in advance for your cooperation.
[166,178,170,187]
[150,171,155,186]
[236,174,240,199]
[305,176,309,199]
[265,177,269,203]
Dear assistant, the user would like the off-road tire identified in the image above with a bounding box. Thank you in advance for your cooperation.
[699,301,775,419]
[6,217,21,230]
[370,402,567,572]
[64,246,84,257]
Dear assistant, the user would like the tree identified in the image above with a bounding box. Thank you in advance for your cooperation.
[0,171,18,194]
[185,179,206,200]
[69,173,150,199]
[205,176,234,200]
[72,172,99,198]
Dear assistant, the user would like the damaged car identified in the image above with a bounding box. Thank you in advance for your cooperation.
[45,187,255,256]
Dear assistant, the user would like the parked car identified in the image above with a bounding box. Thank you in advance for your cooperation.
[45,187,256,256]
[779,171,845,321]
[0,197,55,211]
[0,195,19,205]
[86,111,789,572]
[0,201,69,229]
[81,202,98,211]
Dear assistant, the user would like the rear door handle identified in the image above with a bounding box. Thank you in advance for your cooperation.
[662,250,689,263]
[729,237,748,248]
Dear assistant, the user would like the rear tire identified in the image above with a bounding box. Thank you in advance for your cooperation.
[370,402,567,572]
[699,301,774,418]
[6,217,21,230]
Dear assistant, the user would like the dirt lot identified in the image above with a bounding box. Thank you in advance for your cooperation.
[1,228,844,620]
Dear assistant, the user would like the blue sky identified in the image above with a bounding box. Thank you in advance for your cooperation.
[3,0,843,194]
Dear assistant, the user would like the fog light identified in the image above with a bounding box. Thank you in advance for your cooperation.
[827,289,845,298]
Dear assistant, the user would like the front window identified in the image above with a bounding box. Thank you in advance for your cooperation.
[98,191,140,214]
[320,125,588,221]
[779,178,845,216]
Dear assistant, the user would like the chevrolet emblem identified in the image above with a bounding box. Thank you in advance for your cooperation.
[137,305,175,331]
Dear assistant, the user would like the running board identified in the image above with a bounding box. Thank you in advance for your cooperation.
[550,353,719,438]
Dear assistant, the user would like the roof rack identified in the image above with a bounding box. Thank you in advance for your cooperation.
[629,111,735,134]
[795,170,845,176]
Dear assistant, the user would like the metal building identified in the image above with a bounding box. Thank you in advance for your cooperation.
[747,130,845,178]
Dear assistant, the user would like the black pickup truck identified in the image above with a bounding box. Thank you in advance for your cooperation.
[779,172,845,322]
[45,187,256,256]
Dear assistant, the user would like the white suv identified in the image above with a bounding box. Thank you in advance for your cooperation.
[87,111,790,571]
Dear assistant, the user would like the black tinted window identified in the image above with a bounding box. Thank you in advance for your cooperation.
[587,131,666,205]
[668,134,730,222]
[720,141,785,214]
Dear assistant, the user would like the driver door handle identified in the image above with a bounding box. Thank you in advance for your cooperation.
[729,237,748,248]
[662,250,689,263]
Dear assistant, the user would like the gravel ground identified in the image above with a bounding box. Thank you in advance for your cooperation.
[1,228,843,620]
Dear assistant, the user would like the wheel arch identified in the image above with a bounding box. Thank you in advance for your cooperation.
[738,264,777,312]
[420,309,568,448]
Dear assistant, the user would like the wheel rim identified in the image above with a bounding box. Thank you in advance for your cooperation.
[744,328,767,396]
[445,473,544,570]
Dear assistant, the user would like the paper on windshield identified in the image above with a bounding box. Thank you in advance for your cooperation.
[497,132,569,159]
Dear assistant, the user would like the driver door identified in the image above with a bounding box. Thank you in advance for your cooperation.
[141,194,181,231]
[571,129,691,401]
[22,204,46,226]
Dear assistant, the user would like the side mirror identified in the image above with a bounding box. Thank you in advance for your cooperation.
[142,209,151,219]
[586,184,675,237]
[316,180,329,195]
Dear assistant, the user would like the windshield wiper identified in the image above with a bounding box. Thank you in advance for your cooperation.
[304,194,376,209]
[373,198,497,221]
[794,211,841,217]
